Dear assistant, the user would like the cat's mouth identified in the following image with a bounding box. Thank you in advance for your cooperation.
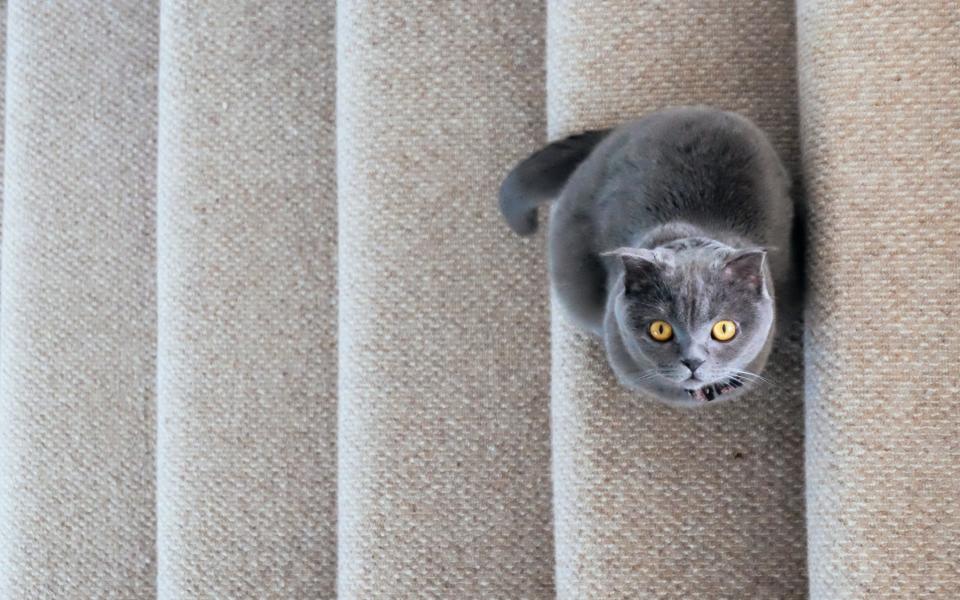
[684,376,744,402]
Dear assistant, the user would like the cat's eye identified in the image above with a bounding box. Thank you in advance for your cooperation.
[648,320,673,342]
[711,320,737,342]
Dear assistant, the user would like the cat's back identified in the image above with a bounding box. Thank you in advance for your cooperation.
[578,106,791,245]
[607,106,781,187]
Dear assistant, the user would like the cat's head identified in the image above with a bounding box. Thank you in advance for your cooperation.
[604,239,775,406]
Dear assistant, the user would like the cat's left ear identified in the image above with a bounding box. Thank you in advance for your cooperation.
[722,248,767,295]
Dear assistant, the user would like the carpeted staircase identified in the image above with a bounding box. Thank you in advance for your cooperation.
[0,1,956,598]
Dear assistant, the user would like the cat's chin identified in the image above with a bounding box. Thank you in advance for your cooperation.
[635,376,756,408]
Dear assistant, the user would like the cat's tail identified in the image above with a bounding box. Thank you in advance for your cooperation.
[498,128,611,235]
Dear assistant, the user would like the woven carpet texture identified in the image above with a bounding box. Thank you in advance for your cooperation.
[336,1,554,597]
[0,1,955,598]
[155,2,337,597]
[1,2,158,596]
[798,1,959,597]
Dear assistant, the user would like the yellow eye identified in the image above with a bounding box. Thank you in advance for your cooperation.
[711,320,737,342]
[648,320,673,342]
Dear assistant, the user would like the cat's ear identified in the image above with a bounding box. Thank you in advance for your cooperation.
[722,248,767,295]
[603,248,661,296]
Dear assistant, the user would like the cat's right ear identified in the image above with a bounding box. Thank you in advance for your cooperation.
[498,129,611,235]
[603,248,660,296]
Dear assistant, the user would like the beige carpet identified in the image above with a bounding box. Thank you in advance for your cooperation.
[0,1,954,598]
[155,2,338,597]
[0,2,158,596]
[336,2,554,596]
[798,1,960,597]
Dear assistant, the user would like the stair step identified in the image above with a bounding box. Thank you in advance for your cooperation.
[0,2,158,595]
[155,2,337,596]
[547,3,806,597]
[797,3,960,597]
[335,2,554,596]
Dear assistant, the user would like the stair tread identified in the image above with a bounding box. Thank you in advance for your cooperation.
[155,2,337,597]
[798,2,960,596]
[0,2,158,595]
[547,3,806,597]
[335,2,554,596]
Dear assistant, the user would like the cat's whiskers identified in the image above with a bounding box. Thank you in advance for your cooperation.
[630,369,666,383]
[730,371,765,383]
[730,369,776,387]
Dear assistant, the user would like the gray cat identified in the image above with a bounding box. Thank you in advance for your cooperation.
[499,106,799,407]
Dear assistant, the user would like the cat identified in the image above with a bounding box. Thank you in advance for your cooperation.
[499,106,799,407]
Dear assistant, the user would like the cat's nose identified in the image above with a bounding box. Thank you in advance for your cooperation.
[681,358,704,375]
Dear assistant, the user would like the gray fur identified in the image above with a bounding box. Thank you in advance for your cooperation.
[499,106,798,407]
[499,129,611,235]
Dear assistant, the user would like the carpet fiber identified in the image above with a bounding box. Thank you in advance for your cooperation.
[798,1,960,596]
[0,2,157,595]
[336,2,554,596]
[155,2,338,596]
